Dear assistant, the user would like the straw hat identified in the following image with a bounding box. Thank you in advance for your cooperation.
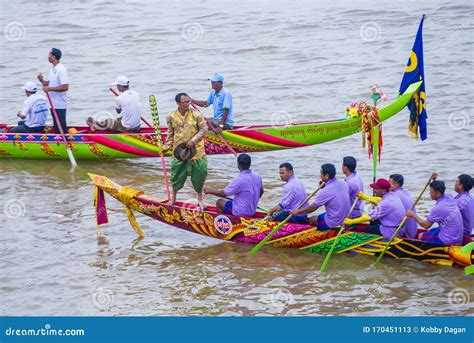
[173,143,196,162]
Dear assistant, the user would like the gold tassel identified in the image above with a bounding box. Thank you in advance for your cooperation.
[125,207,145,237]
[117,186,145,237]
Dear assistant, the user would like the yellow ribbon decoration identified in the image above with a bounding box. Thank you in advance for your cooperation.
[117,186,145,237]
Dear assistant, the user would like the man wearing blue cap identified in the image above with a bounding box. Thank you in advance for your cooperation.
[191,73,234,134]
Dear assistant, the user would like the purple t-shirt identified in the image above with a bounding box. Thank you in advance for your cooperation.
[313,178,350,227]
[279,175,308,212]
[427,194,463,245]
[369,191,406,239]
[224,170,263,217]
[392,187,418,238]
[454,192,474,239]
[344,171,364,218]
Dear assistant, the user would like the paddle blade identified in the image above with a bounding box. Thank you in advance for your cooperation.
[67,148,78,169]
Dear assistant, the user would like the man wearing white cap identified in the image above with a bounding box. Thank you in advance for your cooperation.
[37,48,69,133]
[86,76,141,132]
[10,82,50,133]
[191,73,234,134]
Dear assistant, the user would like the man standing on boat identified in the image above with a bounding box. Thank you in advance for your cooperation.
[10,82,50,133]
[453,174,473,244]
[389,174,418,238]
[267,163,308,223]
[342,156,364,219]
[344,178,406,239]
[37,48,68,133]
[190,73,234,134]
[292,163,350,229]
[162,93,208,209]
[86,76,141,132]
[406,180,463,245]
[204,154,263,217]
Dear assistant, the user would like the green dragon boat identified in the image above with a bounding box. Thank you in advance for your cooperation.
[0,81,421,160]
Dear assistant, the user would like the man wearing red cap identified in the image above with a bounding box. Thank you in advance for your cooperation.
[344,178,406,239]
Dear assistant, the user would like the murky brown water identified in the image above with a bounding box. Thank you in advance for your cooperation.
[0,0,473,316]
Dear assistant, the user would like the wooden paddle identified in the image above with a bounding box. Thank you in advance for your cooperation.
[109,87,153,129]
[45,92,77,169]
[372,174,433,267]
[319,197,360,272]
[249,183,324,255]
[190,102,238,158]
[149,95,171,200]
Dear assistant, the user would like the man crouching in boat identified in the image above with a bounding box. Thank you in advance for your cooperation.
[406,180,464,245]
[267,163,308,223]
[162,93,208,210]
[9,82,50,133]
[292,163,350,230]
[204,154,263,217]
[86,76,141,133]
[344,178,406,239]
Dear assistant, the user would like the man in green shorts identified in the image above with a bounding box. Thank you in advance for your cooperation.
[163,92,208,210]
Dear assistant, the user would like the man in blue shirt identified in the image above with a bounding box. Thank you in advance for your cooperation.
[191,73,234,134]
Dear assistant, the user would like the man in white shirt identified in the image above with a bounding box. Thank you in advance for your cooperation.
[86,76,141,132]
[10,82,50,133]
[37,48,69,133]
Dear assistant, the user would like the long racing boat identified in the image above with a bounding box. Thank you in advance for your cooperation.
[90,173,473,270]
[0,81,421,160]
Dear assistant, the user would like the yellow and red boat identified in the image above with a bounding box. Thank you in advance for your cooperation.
[90,173,473,270]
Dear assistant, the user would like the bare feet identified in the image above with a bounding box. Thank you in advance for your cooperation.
[197,201,206,214]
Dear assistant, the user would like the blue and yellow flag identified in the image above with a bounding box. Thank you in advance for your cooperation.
[399,15,427,140]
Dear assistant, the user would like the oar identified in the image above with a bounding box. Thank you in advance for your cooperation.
[190,102,238,158]
[45,92,77,169]
[319,197,359,272]
[109,87,153,129]
[249,183,324,255]
[372,174,433,267]
[149,94,171,200]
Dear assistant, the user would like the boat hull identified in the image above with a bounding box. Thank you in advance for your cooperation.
[90,173,473,269]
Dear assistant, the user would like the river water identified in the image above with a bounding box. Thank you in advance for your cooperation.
[0,0,472,316]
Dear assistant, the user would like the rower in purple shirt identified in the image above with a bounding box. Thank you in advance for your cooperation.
[406,180,463,245]
[454,174,474,244]
[268,163,308,224]
[342,156,364,218]
[344,178,406,239]
[292,163,350,230]
[389,174,418,238]
[204,153,263,217]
